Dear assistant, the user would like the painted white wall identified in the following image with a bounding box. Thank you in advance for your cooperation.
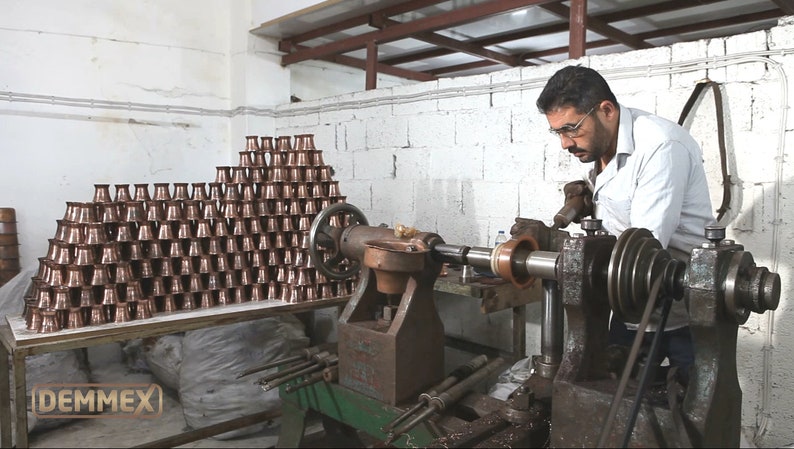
[0,0,233,266]
[271,18,794,447]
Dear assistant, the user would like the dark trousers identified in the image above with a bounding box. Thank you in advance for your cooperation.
[608,316,694,385]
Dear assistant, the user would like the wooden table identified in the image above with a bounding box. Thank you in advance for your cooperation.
[0,296,349,448]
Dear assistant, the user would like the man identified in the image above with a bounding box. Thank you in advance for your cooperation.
[536,65,716,383]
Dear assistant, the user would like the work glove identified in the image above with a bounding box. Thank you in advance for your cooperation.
[553,180,594,229]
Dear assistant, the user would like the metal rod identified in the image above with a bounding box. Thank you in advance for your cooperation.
[388,357,504,443]
[597,275,664,447]
[236,354,303,379]
[237,342,337,379]
[284,369,326,393]
[540,279,563,367]
[133,409,281,448]
[621,295,674,447]
[254,359,315,384]
[382,354,489,433]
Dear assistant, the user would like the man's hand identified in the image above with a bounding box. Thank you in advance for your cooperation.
[553,180,594,229]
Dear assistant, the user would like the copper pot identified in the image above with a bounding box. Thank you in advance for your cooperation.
[115,184,133,203]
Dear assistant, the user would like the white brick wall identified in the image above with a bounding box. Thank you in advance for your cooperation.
[273,19,794,448]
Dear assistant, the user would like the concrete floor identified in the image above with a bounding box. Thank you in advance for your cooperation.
[25,343,293,449]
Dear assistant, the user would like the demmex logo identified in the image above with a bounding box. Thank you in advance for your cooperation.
[31,383,163,419]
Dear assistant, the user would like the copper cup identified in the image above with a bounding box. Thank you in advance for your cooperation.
[255,200,271,216]
[216,255,229,272]
[168,240,184,258]
[169,276,184,294]
[231,167,251,184]
[139,259,154,278]
[89,304,106,325]
[52,285,71,310]
[128,241,144,260]
[115,222,134,242]
[98,202,121,223]
[202,200,219,220]
[257,233,273,250]
[133,184,151,202]
[163,294,177,313]
[232,286,246,304]
[207,237,223,255]
[39,310,60,333]
[181,292,196,311]
[198,254,214,273]
[250,284,264,302]
[73,244,94,266]
[173,183,189,201]
[311,150,325,167]
[305,286,318,301]
[281,216,294,232]
[113,302,131,323]
[191,183,208,201]
[232,217,248,236]
[123,201,145,222]
[93,184,112,203]
[188,273,203,292]
[241,235,255,252]
[151,277,166,296]
[90,265,110,286]
[63,222,84,245]
[102,284,118,306]
[240,201,256,219]
[178,256,193,275]
[224,183,239,201]
[153,183,171,201]
[126,281,143,302]
[67,307,84,329]
[245,135,260,152]
[271,151,286,167]
[165,200,183,221]
[200,291,214,308]
[137,221,155,241]
[267,282,280,300]
[157,220,174,240]
[250,167,264,184]
[260,136,274,152]
[64,265,85,288]
[217,288,230,305]
[114,184,132,202]
[159,258,174,276]
[26,305,42,331]
[187,238,202,257]
[249,218,263,235]
[320,284,334,299]
[115,262,133,283]
[208,183,223,201]
[36,288,52,309]
[215,166,231,184]
[262,182,278,199]
[184,200,201,221]
[283,248,293,265]
[231,253,248,270]
[255,266,269,284]
[206,272,222,290]
[225,237,239,254]
[46,239,72,265]
[273,199,286,215]
[267,249,282,266]
[146,241,164,259]
[45,265,65,287]
[136,298,153,319]
[177,220,193,239]
[145,200,165,222]
[79,286,94,307]
[239,151,254,167]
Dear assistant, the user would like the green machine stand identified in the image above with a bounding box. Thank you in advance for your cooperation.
[277,381,441,448]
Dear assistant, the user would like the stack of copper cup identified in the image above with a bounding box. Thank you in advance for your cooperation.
[25,134,355,333]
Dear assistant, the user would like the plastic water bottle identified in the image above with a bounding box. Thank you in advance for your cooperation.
[494,230,507,247]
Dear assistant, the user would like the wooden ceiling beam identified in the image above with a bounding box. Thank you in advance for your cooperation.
[428,9,781,76]
[279,0,449,48]
[381,0,730,66]
[281,0,560,66]
[541,1,654,50]
[376,17,523,67]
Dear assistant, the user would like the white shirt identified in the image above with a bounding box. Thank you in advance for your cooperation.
[585,104,716,330]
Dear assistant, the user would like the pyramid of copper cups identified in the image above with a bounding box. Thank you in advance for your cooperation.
[23,134,357,333]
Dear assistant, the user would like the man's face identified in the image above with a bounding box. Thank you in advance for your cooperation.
[546,104,610,164]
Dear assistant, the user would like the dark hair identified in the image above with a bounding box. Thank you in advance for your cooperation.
[536,65,618,114]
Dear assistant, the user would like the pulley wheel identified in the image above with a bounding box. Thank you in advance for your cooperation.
[309,202,369,280]
[607,228,674,323]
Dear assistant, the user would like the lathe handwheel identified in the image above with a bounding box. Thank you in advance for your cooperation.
[309,202,369,280]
